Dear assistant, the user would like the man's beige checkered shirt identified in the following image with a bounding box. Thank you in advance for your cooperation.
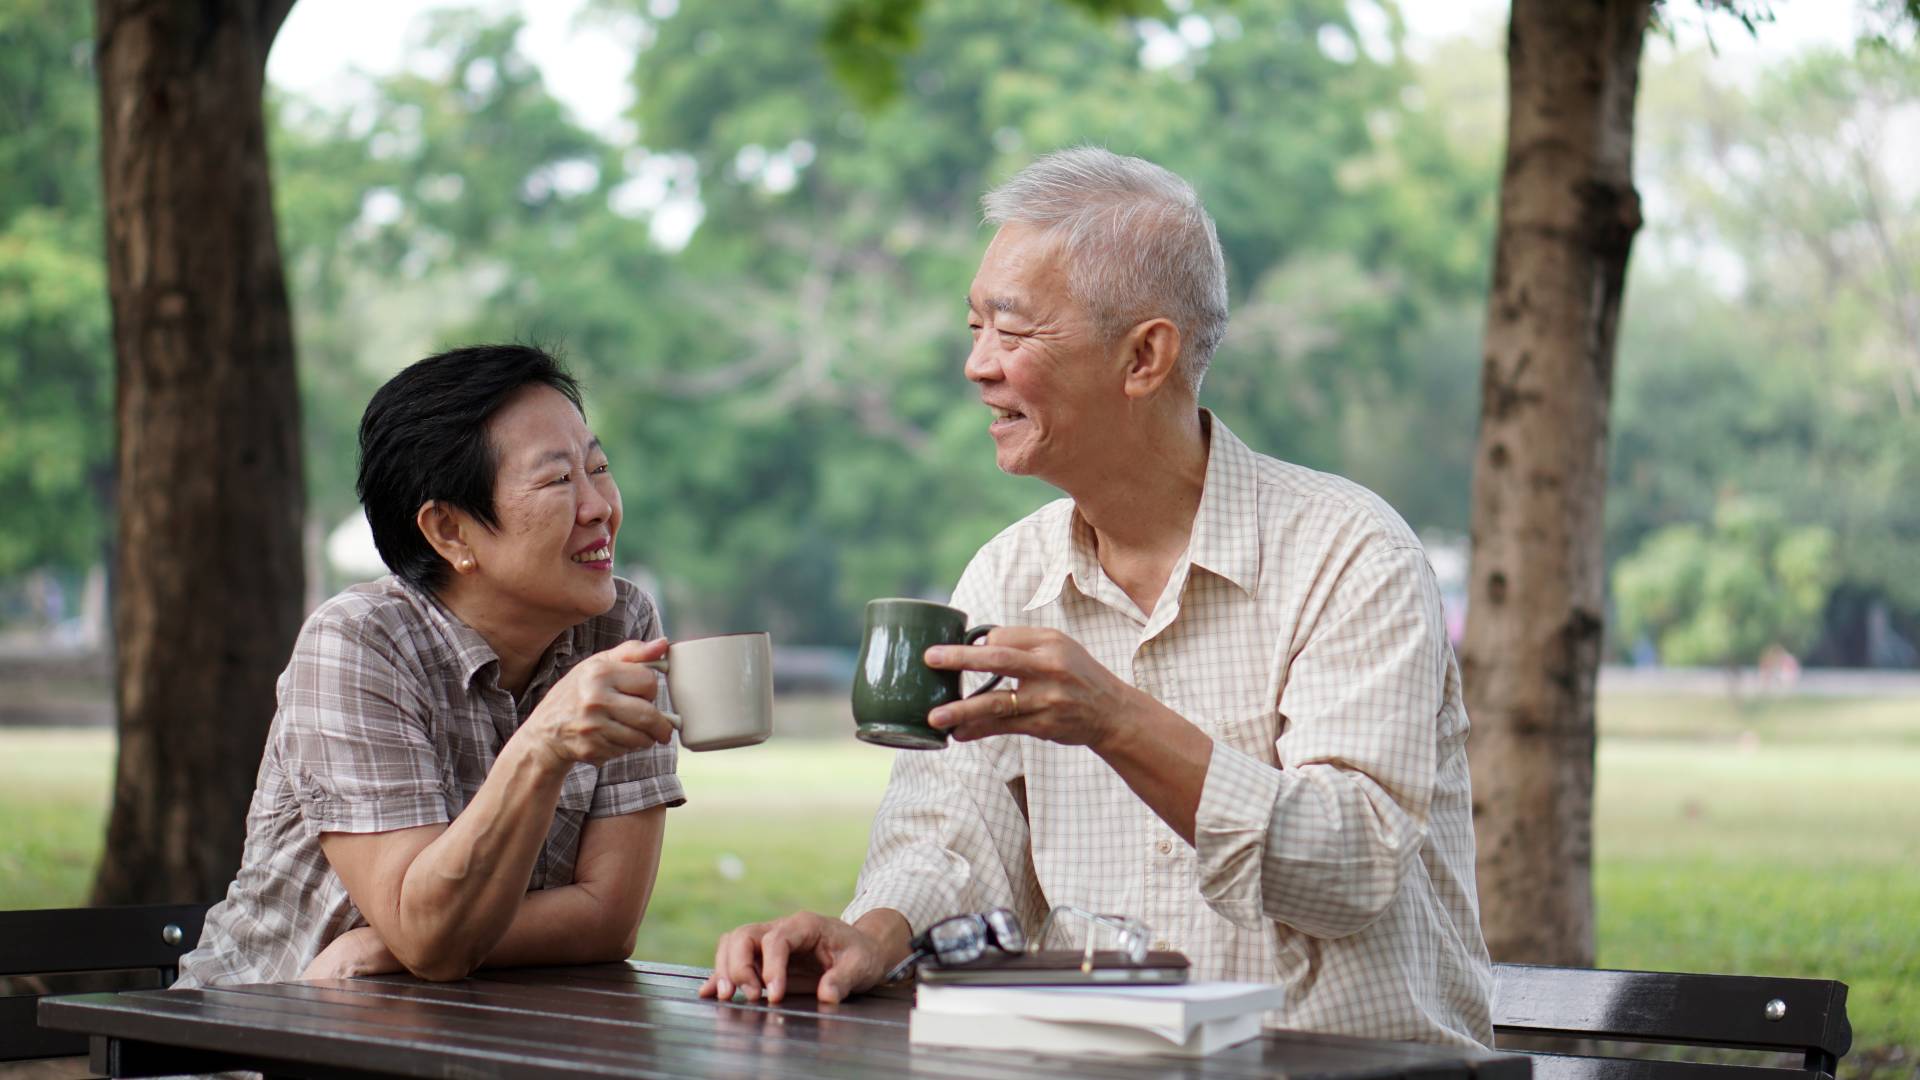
[175,576,684,988]
[844,413,1492,1047]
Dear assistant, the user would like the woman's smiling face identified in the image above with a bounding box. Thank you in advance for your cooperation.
[458,383,623,627]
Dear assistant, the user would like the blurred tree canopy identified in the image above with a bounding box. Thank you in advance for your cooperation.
[1610,42,1920,657]
[0,0,111,577]
[269,0,1497,642]
[1,1,1914,657]
[1613,497,1836,668]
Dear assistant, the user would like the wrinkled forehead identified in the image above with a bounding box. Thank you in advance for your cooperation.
[487,384,595,472]
[972,222,1074,314]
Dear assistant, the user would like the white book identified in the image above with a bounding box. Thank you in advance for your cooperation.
[909,1007,1265,1057]
[914,980,1286,1033]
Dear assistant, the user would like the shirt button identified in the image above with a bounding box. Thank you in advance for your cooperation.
[1156,839,1172,855]
[1153,939,1170,952]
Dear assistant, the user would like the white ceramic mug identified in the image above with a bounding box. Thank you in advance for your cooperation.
[641,632,774,752]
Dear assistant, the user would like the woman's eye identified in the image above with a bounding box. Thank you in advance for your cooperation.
[550,474,570,486]
[591,462,610,475]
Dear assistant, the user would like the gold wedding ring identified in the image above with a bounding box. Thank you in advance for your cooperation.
[1007,690,1020,716]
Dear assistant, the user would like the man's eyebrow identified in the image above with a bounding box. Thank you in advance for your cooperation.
[966,295,1022,316]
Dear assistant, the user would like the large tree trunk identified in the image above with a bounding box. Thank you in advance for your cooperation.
[1462,0,1649,966]
[91,0,304,904]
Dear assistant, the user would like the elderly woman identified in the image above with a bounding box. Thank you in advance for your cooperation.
[176,344,682,986]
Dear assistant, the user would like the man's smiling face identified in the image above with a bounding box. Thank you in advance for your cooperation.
[964,222,1127,483]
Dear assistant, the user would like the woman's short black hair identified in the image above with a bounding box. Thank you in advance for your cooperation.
[357,344,584,593]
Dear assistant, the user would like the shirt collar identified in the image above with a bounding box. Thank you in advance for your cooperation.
[402,578,579,691]
[1021,408,1261,612]
[1185,411,1262,597]
[1023,508,1097,612]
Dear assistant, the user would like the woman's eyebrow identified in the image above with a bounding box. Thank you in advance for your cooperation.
[529,438,600,470]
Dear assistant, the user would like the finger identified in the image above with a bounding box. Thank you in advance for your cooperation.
[946,716,1035,743]
[929,686,1033,730]
[606,699,676,745]
[760,928,795,1004]
[923,643,1047,679]
[602,661,662,700]
[980,626,1061,649]
[816,944,875,1005]
[713,928,765,1001]
[608,636,670,663]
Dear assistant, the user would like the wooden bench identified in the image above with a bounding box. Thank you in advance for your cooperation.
[1492,962,1852,1080]
[0,904,208,1064]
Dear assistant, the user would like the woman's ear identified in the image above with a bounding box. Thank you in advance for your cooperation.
[1121,318,1184,400]
[416,501,477,575]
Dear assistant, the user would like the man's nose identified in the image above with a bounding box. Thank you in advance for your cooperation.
[964,334,999,383]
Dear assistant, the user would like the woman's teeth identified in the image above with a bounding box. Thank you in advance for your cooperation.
[572,545,611,563]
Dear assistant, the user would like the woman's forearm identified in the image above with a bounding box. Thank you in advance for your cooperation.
[391,739,566,978]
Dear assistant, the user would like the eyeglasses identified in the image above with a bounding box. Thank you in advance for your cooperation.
[882,907,1026,983]
[1035,905,1152,973]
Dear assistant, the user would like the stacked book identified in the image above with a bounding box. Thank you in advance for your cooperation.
[909,981,1287,1057]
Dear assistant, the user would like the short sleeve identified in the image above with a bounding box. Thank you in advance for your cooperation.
[280,606,451,839]
[590,584,686,817]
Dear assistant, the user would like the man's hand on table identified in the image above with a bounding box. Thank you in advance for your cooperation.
[699,911,902,1005]
[300,925,404,980]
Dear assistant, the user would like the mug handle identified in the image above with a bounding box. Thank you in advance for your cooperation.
[639,658,682,729]
[959,624,1005,697]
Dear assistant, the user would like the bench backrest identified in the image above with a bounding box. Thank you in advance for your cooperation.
[1492,963,1852,1080]
[0,904,209,1062]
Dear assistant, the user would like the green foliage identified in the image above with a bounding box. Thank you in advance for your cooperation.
[260,0,1492,640]
[0,0,110,576]
[1610,42,1920,651]
[1614,498,1836,667]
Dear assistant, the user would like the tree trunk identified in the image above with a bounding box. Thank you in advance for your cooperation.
[1462,0,1648,966]
[91,0,304,904]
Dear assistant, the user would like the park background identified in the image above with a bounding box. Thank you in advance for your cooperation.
[1,0,1916,1076]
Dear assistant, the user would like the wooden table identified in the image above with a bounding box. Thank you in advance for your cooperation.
[39,960,1531,1079]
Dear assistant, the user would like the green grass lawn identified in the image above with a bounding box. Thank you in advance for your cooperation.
[2,694,1914,1075]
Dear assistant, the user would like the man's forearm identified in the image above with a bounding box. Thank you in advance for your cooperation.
[393,739,566,977]
[1094,694,1214,845]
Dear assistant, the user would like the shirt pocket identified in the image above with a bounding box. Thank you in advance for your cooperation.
[1209,708,1283,768]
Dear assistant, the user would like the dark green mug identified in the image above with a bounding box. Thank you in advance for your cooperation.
[852,598,1003,750]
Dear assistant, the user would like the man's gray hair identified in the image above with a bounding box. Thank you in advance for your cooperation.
[982,146,1229,394]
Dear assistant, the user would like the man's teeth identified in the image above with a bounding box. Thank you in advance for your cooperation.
[572,545,611,563]
[992,407,1023,420]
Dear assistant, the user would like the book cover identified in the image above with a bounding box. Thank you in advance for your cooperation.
[914,979,1286,1031]
[908,1008,1265,1057]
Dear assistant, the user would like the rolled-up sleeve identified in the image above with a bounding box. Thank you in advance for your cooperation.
[1194,544,1444,938]
[590,586,686,817]
[282,611,450,838]
[842,553,1047,936]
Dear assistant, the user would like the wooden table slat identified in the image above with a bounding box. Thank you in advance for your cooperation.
[37,959,1531,1080]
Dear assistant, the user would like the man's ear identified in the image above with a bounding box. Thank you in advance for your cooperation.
[1121,317,1184,400]
[416,501,477,576]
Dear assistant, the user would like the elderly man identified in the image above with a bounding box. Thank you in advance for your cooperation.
[702,147,1493,1047]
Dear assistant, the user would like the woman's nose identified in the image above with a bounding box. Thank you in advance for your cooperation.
[579,483,611,524]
